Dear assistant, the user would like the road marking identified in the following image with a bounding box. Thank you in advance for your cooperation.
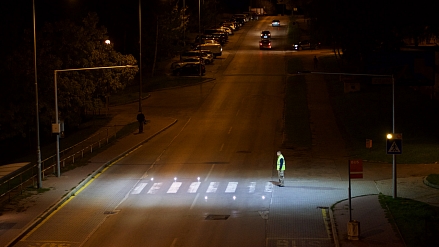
[225,182,238,193]
[190,193,200,210]
[167,182,182,193]
[147,183,162,194]
[131,182,147,194]
[206,182,219,193]
[265,182,273,192]
[249,182,256,193]
[188,182,201,193]
[204,164,215,182]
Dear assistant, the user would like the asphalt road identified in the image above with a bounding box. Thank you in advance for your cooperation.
[13,16,344,247]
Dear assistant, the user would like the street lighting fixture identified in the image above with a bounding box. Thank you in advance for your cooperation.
[298,71,398,198]
[53,65,138,177]
[33,0,42,188]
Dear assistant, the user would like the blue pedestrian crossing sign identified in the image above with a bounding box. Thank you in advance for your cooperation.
[386,133,402,155]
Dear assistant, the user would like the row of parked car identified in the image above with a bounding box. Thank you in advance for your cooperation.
[171,13,252,76]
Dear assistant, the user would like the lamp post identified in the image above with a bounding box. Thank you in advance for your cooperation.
[53,65,138,177]
[138,0,143,113]
[298,71,397,198]
[33,0,42,188]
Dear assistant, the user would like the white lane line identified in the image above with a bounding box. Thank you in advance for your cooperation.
[225,182,238,193]
[228,127,233,134]
[204,164,215,182]
[190,193,200,210]
[206,182,219,193]
[220,143,224,151]
[167,182,182,193]
[147,183,162,194]
[248,182,256,193]
[188,182,201,193]
[265,182,273,192]
[131,182,147,194]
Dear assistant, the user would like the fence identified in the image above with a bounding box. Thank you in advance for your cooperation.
[0,127,117,202]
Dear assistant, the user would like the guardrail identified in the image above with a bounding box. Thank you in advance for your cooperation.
[0,127,117,202]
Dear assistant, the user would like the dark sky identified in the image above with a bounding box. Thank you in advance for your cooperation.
[0,0,251,57]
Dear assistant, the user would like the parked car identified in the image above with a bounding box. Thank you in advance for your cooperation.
[171,58,204,70]
[180,50,213,64]
[261,30,271,40]
[194,43,223,58]
[259,39,272,49]
[194,50,214,64]
[219,26,233,35]
[272,20,280,27]
[293,40,321,50]
[172,62,205,76]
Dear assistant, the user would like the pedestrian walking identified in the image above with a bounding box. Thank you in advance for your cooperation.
[137,112,145,133]
[313,56,319,69]
[277,151,285,187]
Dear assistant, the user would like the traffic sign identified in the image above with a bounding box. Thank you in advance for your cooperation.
[386,133,402,155]
[349,159,363,179]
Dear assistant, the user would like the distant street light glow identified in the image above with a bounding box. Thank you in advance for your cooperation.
[105,39,110,44]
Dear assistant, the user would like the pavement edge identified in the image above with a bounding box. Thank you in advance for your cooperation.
[5,119,178,247]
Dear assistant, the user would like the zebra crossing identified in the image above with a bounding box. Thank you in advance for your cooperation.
[131,181,274,195]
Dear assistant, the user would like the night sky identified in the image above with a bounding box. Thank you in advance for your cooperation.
[0,0,251,57]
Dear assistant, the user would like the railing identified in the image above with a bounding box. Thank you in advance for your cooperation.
[0,127,117,202]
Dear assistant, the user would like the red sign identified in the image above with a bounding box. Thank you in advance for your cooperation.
[349,159,363,179]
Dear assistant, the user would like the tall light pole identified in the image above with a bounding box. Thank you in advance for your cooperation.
[53,65,138,177]
[299,71,397,198]
[138,0,143,113]
[33,0,42,188]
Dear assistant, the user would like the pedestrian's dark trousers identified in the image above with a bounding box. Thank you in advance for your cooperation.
[139,121,144,133]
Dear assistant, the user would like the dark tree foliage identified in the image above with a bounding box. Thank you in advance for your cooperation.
[0,13,138,142]
[305,0,439,62]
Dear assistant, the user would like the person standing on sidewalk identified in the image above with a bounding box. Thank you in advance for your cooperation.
[277,151,285,187]
[137,112,145,133]
[313,56,319,69]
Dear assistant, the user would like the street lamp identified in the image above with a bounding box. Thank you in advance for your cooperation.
[33,0,42,188]
[139,0,143,113]
[53,65,137,177]
[298,71,397,198]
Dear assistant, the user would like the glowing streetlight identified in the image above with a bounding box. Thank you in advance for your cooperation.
[105,39,111,45]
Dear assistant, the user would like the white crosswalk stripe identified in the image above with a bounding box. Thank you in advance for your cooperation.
[131,182,147,194]
[248,182,256,193]
[225,182,238,193]
[131,181,275,195]
[188,182,201,193]
[264,182,273,192]
[147,183,162,194]
[206,182,219,193]
[167,182,182,193]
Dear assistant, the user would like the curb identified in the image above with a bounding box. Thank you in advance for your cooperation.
[423,176,439,189]
[5,119,178,247]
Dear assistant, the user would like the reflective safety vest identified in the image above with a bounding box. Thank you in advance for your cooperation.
[277,154,285,170]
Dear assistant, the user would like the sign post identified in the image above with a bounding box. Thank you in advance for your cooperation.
[348,159,363,240]
[386,133,403,198]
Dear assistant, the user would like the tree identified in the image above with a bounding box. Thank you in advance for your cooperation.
[0,12,138,142]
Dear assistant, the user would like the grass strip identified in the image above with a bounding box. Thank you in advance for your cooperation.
[379,194,439,246]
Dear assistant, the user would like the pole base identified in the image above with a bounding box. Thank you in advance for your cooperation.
[347,220,360,240]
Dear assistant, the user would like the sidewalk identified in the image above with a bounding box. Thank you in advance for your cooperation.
[0,101,178,247]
